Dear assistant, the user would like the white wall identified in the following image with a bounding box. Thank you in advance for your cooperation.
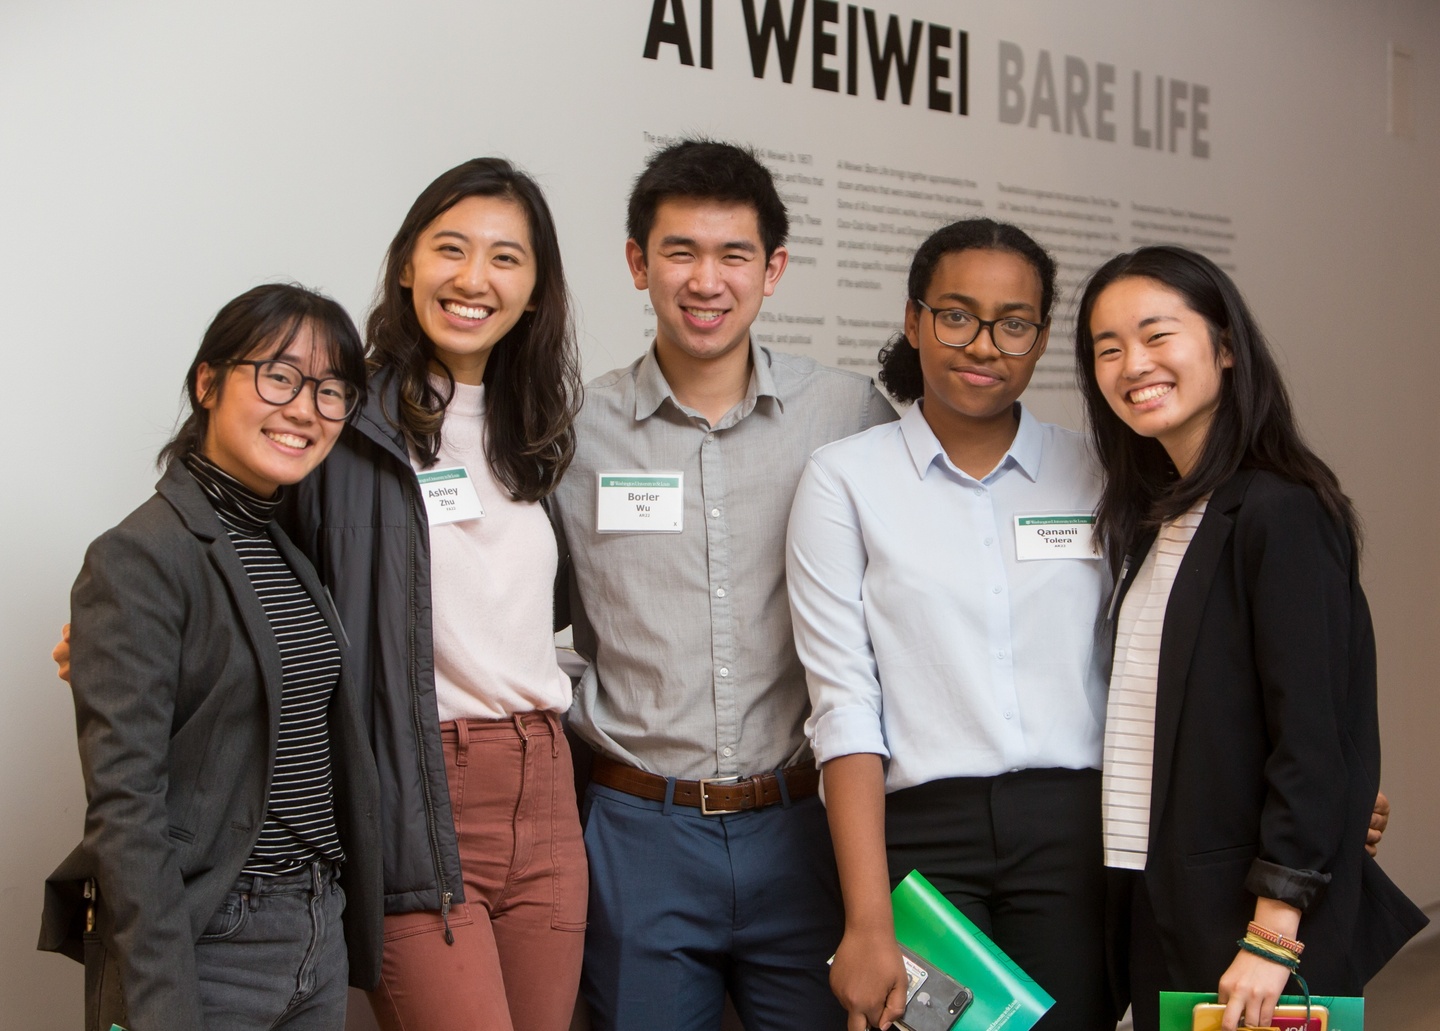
[2,2,1435,1026]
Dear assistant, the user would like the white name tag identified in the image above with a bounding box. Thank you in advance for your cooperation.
[417,466,485,525]
[1014,513,1099,560]
[596,472,683,533]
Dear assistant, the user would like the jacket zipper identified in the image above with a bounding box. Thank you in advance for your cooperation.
[406,480,454,944]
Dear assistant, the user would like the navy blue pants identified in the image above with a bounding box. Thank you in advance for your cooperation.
[580,782,847,1031]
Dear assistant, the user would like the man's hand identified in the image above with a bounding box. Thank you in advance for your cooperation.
[1366,790,1390,857]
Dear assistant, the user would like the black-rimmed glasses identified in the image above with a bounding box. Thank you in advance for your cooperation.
[913,299,1047,357]
[222,359,360,421]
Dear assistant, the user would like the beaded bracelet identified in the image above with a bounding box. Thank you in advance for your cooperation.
[1247,921,1305,956]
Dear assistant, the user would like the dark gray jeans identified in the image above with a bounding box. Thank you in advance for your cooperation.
[86,861,349,1031]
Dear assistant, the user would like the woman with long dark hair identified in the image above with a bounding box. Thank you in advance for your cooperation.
[1074,246,1425,1031]
[41,284,381,1031]
[283,158,587,1031]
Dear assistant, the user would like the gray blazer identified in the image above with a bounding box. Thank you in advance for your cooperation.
[39,461,381,1031]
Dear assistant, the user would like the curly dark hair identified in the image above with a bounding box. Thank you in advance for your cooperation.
[877,218,1057,403]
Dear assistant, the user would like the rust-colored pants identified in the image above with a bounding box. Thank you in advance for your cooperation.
[368,712,587,1031]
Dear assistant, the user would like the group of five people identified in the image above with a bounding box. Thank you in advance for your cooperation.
[41,139,1423,1031]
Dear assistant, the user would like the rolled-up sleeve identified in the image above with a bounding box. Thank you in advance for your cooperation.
[1241,484,1356,910]
[786,456,889,765]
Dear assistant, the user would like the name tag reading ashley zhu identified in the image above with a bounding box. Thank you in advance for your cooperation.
[596,472,683,533]
[417,466,485,526]
[1014,513,1099,560]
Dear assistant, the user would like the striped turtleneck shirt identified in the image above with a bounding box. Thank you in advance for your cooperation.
[185,452,344,875]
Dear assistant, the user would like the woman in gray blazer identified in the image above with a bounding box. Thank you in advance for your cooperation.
[40,284,382,1031]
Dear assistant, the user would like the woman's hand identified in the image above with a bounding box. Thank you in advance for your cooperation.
[1219,897,1302,1031]
[830,926,909,1031]
[1216,948,1293,1031]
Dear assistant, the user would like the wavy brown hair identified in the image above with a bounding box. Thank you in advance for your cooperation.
[367,158,581,501]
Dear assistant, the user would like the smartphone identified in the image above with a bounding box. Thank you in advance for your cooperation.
[894,945,974,1031]
[1191,1002,1327,1031]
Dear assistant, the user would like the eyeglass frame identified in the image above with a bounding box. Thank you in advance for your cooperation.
[218,359,361,421]
[912,299,1048,357]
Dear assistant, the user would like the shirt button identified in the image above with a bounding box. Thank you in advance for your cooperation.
[997,651,1005,660]
[711,508,721,518]
[1003,711,1013,720]
[722,746,734,758]
[973,488,984,497]
[716,587,726,598]
[706,434,716,443]
[992,586,1002,595]
[984,537,993,547]
[719,667,730,678]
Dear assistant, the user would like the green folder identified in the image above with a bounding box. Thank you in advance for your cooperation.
[891,870,1055,1031]
[1158,991,1364,1031]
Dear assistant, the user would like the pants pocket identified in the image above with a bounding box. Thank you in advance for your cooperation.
[550,739,589,932]
[83,931,127,1031]
[198,890,252,943]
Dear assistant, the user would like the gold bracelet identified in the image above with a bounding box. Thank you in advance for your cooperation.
[1247,920,1305,956]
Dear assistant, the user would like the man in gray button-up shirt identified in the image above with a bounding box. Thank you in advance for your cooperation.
[551,140,895,1030]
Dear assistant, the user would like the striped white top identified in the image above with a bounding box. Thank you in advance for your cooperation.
[186,453,344,875]
[1101,496,1209,870]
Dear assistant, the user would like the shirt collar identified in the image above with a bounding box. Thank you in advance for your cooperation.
[632,338,782,424]
[899,400,1045,483]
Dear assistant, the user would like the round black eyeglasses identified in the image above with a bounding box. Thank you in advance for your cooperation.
[913,300,1047,357]
[222,360,360,421]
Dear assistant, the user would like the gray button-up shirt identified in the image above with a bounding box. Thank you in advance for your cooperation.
[553,341,897,779]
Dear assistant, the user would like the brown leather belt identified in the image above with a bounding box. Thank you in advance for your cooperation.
[590,754,820,815]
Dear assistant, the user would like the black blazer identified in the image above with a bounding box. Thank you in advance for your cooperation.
[1108,469,1426,994]
[38,462,382,1031]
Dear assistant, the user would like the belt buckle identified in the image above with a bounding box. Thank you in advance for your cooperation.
[698,774,742,815]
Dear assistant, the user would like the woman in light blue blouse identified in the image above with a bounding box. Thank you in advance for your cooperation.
[787,219,1113,1031]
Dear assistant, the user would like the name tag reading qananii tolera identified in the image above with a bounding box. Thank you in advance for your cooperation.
[417,466,485,525]
[1014,513,1100,560]
[596,472,683,533]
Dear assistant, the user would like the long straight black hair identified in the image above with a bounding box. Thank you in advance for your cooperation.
[367,158,581,501]
[1073,245,1358,571]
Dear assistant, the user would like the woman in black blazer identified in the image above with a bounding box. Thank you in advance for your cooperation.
[1073,247,1426,1031]
[40,284,381,1031]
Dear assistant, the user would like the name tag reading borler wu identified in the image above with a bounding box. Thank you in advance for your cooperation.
[597,472,683,533]
[1014,513,1099,560]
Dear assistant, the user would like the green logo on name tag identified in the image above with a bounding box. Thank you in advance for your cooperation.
[600,476,681,489]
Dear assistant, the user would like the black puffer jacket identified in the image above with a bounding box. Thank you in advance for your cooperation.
[280,371,462,918]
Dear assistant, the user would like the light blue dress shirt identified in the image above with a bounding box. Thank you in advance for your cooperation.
[786,402,1109,791]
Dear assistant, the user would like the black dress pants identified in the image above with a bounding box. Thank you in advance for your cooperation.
[885,767,1116,1031]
